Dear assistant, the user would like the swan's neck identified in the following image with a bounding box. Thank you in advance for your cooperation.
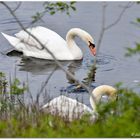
[90,85,117,111]
[66,28,93,60]
[90,95,97,112]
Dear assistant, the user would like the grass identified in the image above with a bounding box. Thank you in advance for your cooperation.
[0,72,140,138]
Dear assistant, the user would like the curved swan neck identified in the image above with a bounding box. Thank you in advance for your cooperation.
[90,85,117,110]
[66,28,93,45]
[66,28,94,59]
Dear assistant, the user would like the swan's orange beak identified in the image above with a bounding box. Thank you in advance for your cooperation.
[89,41,96,56]
[90,46,96,56]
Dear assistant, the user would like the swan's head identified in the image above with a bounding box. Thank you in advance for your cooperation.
[80,30,96,56]
[88,41,96,56]
[66,28,96,56]
[89,85,117,111]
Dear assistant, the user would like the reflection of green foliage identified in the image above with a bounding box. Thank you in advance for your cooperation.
[125,43,140,57]
[32,2,76,23]
[83,65,96,85]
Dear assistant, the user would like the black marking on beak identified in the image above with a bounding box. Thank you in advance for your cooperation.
[89,41,95,49]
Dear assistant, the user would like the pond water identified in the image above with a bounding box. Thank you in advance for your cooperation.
[0,2,140,106]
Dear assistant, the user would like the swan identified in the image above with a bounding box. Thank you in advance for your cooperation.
[41,85,117,122]
[1,26,96,60]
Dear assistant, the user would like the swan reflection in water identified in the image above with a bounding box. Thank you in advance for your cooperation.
[18,56,82,76]
[6,49,97,106]
[7,49,96,87]
[19,57,96,85]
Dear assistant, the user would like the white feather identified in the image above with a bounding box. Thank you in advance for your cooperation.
[1,26,94,60]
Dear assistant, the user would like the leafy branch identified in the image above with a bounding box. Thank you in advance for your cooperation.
[31,2,76,24]
[97,2,134,53]
[125,43,140,57]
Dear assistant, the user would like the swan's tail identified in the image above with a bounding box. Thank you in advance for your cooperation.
[1,32,21,50]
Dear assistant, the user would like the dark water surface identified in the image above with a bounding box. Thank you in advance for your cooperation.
[0,2,140,106]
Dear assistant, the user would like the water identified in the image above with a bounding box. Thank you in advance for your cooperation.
[0,2,140,106]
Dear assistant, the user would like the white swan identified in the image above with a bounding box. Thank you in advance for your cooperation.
[1,26,96,60]
[42,85,117,122]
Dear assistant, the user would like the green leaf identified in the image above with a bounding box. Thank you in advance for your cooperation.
[10,78,26,95]
[56,2,63,7]
[70,1,76,5]
[125,43,140,57]
[50,11,55,15]
[115,82,123,89]
[71,6,76,11]
[137,18,140,23]
[31,2,76,23]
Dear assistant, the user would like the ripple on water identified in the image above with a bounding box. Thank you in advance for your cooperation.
[83,52,115,65]
[60,84,96,94]
[60,53,118,94]
[2,48,117,95]
[97,53,117,72]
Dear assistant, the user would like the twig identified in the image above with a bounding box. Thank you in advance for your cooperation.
[12,2,22,12]
[26,72,34,105]
[0,2,94,100]
[17,96,26,110]
[84,2,107,84]
[36,66,57,105]
[105,2,134,30]
[85,2,134,86]
[96,2,107,53]
[97,2,134,52]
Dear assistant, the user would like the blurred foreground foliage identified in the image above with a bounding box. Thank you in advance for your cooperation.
[125,43,140,57]
[0,72,140,138]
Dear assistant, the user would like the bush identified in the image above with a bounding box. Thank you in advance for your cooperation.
[0,72,140,138]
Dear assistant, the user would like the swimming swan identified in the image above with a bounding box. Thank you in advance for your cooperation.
[42,85,117,122]
[1,27,96,60]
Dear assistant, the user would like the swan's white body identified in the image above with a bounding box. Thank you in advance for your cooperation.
[1,26,95,60]
[42,95,97,122]
[42,85,117,122]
